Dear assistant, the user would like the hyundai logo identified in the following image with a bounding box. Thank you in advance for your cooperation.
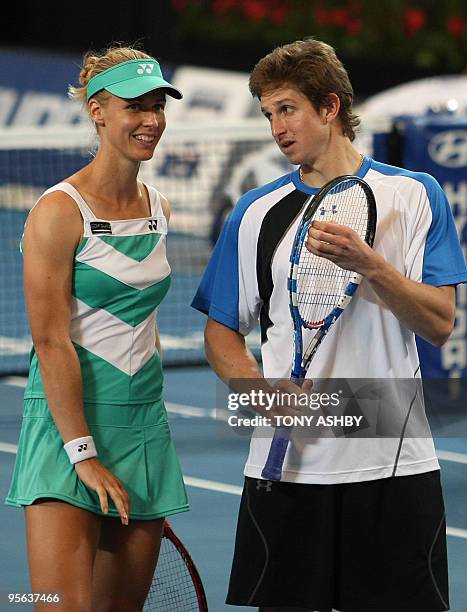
[428,130,467,168]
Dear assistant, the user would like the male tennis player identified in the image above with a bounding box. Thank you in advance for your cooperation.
[192,38,467,612]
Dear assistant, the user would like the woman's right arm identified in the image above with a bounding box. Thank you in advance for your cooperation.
[23,192,130,524]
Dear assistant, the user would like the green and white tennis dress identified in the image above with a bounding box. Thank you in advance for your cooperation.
[6,182,189,520]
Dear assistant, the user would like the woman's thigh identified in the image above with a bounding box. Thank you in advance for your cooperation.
[91,517,164,612]
[25,500,101,611]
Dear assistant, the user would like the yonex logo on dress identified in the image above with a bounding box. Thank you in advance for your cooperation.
[137,63,155,75]
[148,220,158,231]
[77,444,88,453]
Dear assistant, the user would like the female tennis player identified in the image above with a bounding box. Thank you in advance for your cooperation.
[192,38,467,612]
[6,45,188,611]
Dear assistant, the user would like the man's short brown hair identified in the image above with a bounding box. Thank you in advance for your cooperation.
[249,38,360,141]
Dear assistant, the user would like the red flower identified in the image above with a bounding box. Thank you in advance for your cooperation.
[404,7,427,36]
[329,8,348,27]
[313,5,332,26]
[242,0,268,21]
[270,4,290,25]
[447,15,465,38]
[212,0,240,14]
[313,5,349,28]
[346,18,362,35]
[172,0,189,11]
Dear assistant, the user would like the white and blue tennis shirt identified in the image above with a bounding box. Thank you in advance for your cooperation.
[192,157,467,484]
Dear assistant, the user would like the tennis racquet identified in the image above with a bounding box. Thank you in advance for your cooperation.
[144,520,208,611]
[261,175,377,481]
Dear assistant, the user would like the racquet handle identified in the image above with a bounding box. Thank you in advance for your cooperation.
[261,424,292,481]
[261,373,303,481]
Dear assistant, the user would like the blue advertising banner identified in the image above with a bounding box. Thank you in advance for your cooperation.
[400,115,467,378]
[0,49,85,126]
[0,49,175,127]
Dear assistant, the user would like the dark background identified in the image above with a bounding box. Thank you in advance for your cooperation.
[2,0,461,98]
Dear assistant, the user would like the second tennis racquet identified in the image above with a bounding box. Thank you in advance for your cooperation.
[144,520,208,611]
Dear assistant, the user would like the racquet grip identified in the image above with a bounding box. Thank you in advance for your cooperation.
[261,425,292,481]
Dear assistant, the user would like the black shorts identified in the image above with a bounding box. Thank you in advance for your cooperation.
[226,472,449,612]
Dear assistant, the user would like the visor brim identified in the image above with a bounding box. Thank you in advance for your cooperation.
[105,78,183,100]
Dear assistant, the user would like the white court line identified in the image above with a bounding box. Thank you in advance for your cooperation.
[0,440,242,494]
[2,375,467,458]
[446,527,467,539]
[0,442,17,454]
[183,476,243,496]
[166,402,218,420]
[2,376,27,388]
[437,450,467,465]
[0,378,224,420]
[4,376,467,459]
[0,441,466,539]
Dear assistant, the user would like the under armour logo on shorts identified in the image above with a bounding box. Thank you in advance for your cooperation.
[256,479,273,492]
[77,444,88,453]
[148,220,158,231]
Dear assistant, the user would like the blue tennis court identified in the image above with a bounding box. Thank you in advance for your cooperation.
[1,368,467,611]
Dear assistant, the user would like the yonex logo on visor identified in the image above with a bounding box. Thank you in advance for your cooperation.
[137,63,155,75]
[86,59,183,102]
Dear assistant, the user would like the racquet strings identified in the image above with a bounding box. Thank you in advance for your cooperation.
[144,533,202,612]
[296,180,369,327]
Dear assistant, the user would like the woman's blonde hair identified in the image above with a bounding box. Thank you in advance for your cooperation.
[68,44,153,103]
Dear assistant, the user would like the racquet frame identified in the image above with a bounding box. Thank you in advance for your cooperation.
[261,175,377,481]
[145,520,209,611]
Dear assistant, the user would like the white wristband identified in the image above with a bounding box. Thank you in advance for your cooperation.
[64,436,98,464]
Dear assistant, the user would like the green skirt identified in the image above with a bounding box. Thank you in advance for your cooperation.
[6,398,189,520]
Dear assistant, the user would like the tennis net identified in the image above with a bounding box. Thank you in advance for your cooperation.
[0,120,285,374]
